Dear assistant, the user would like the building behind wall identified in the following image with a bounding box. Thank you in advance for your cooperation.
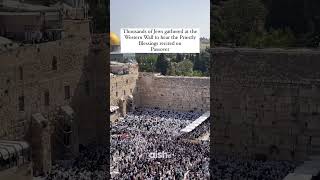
[211,47,320,161]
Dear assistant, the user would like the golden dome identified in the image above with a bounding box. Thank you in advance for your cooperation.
[110,32,120,46]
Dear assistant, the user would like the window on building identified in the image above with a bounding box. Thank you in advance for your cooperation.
[64,133,70,146]
[44,91,50,106]
[19,66,23,80]
[130,89,132,93]
[52,56,57,70]
[63,124,71,146]
[116,92,118,97]
[85,80,90,96]
[124,90,126,95]
[309,136,312,145]
[64,85,70,100]
[19,96,24,111]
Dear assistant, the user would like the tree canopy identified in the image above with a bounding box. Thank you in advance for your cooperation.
[212,0,320,47]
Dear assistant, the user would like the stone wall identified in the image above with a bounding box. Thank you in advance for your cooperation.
[110,64,139,116]
[135,73,210,112]
[0,20,90,141]
[211,47,320,161]
[0,18,108,174]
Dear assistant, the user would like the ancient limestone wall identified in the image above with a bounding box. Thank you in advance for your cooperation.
[0,19,108,174]
[211,47,320,161]
[110,64,139,115]
[135,73,210,112]
[0,20,90,140]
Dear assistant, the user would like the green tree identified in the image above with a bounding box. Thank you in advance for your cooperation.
[261,28,296,47]
[136,56,157,72]
[212,0,267,46]
[88,0,107,33]
[193,52,210,75]
[192,70,203,77]
[167,62,177,76]
[173,53,184,63]
[175,59,194,76]
[155,54,170,75]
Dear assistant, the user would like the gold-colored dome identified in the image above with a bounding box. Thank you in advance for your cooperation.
[110,32,120,46]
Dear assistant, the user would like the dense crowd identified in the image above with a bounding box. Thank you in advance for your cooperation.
[111,108,209,179]
[45,107,298,180]
[180,120,210,140]
[46,144,109,180]
[210,154,298,180]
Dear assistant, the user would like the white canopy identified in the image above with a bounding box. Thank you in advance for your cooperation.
[180,111,210,133]
[283,173,312,180]
[110,106,119,113]
[0,140,29,160]
[284,155,320,179]
[294,159,320,176]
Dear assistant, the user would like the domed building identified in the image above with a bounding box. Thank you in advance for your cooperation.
[110,32,120,52]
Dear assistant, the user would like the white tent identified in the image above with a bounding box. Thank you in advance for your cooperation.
[181,111,210,133]
[283,173,312,180]
[110,106,119,113]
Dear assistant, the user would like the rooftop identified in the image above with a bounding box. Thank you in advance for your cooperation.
[1,0,59,12]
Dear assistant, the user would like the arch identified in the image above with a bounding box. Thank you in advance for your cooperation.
[269,145,280,155]
[19,66,23,80]
[126,95,134,112]
[44,91,50,106]
[52,56,57,70]
[290,150,295,159]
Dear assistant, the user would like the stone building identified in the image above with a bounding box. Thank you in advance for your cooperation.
[211,47,320,161]
[0,2,108,177]
[110,62,139,121]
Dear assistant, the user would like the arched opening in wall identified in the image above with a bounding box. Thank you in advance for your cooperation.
[118,98,126,116]
[44,91,50,106]
[309,136,312,145]
[228,143,234,153]
[290,150,295,159]
[64,85,70,100]
[127,95,133,112]
[79,144,85,152]
[85,80,90,96]
[254,153,267,162]
[63,123,71,147]
[52,56,57,70]
[269,145,280,159]
[19,66,23,80]
[243,146,249,157]
[18,95,24,111]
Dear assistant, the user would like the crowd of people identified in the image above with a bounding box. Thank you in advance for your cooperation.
[111,108,209,179]
[210,154,298,180]
[45,107,298,180]
[46,144,109,180]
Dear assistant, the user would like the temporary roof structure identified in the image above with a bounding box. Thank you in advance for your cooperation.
[110,106,119,113]
[0,140,30,160]
[181,111,210,133]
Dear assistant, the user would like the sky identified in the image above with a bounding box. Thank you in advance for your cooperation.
[110,0,210,38]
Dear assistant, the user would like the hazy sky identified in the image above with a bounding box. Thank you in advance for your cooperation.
[110,0,210,38]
